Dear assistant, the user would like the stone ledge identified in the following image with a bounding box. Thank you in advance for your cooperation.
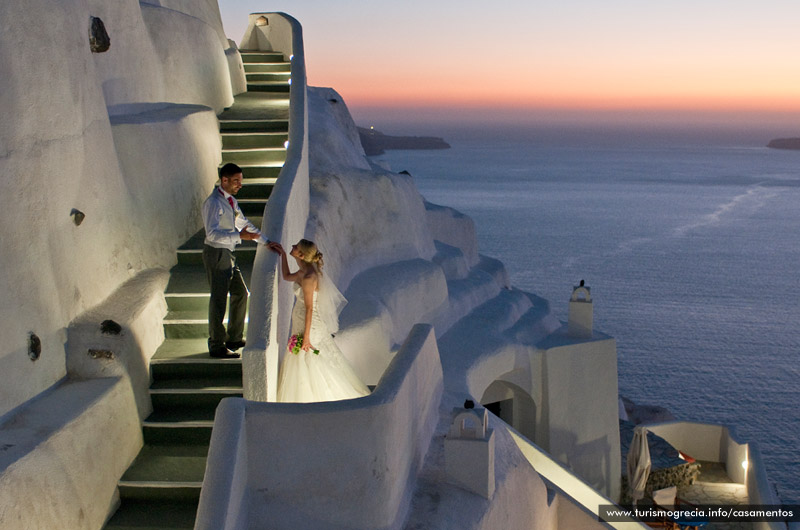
[0,377,142,530]
[66,268,170,420]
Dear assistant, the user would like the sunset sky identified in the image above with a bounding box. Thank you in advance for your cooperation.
[217,1,800,126]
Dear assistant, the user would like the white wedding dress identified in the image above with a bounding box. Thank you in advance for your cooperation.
[276,284,369,403]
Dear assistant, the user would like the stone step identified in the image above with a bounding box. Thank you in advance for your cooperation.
[240,51,285,63]
[103,499,198,529]
[142,422,213,446]
[150,388,243,411]
[151,338,243,379]
[236,177,276,199]
[245,72,291,83]
[142,410,216,446]
[217,92,290,121]
[179,224,262,248]
[146,407,218,424]
[163,319,207,339]
[118,484,202,502]
[163,312,248,339]
[174,246,258,268]
[165,293,208,312]
[174,247,257,267]
[238,165,282,179]
[150,376,243,391]
[246,82,291,93]
[237,198,268,217]
[242,62,290,73]
[222,146,286,165]
[165,263,253,295]
[218,119,289,133]
[105,65,265,530]
[120,444,208,488]
[221,131,288,149]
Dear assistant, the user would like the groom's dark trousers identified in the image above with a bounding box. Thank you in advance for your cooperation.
[202,245,248,351]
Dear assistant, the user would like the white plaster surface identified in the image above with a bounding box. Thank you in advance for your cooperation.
[242,12,310,402]
[233,71,627,522]
[444,407,496,498]
[195,399,249,530]
[66,268,170,420]
[225,39,248,96]
[288,79,624,503]
[432,240,470,280]
[149,0,230,48]
[140,3,233,113]
[0,0,232,418]
[0,2,239,528]
[537,335,622,499]
[425,201,480,266]
[404,392,560,530]
[0,377,142,530]
[199,324,444,530]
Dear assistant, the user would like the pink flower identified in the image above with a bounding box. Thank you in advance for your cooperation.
[287,333,319,355]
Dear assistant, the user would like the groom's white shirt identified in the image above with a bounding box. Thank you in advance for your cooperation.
[202,185,268,250]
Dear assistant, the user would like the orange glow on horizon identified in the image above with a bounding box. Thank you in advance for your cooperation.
[331,87,800,115]
[310,67,800,115]
[221,1,800,123]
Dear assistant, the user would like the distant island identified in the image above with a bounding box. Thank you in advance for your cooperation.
[767,138,800,150]
[358,126,450,156]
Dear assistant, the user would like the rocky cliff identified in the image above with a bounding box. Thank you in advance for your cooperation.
[357,126,451,155]
[767,137,800,150]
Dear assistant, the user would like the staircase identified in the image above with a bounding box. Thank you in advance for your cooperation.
[241,50,292,93]
[104,50,291,529]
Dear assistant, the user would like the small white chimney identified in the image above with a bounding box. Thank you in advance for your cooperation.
[444,403,495,498]
[568,280,593,338]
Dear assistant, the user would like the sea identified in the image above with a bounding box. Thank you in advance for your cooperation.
[372,120,800,504]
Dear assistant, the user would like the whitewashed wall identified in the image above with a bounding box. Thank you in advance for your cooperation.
[538,335,621,500]
[198,324,443,530]
[0,0,237,528]
[0,0,231,418]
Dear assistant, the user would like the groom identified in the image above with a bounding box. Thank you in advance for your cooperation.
[202,163,273,358]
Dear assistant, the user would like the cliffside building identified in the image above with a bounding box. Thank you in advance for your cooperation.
[0,5,776,530]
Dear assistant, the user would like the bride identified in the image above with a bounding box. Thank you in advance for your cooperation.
[269,239,369,403]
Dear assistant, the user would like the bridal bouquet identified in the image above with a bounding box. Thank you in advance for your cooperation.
[288,333,319,355]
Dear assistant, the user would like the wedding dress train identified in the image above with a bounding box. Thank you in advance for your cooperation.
[276,285,369,403]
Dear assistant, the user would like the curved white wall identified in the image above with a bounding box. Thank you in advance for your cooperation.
[0,0,232,418]
[198,324,443,530]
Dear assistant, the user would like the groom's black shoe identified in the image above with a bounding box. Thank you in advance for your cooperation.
[209,347,240,359]
[225,340,246,351]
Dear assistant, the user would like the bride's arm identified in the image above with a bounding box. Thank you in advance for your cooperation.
[300,273,318,351]
[275,245,302,283]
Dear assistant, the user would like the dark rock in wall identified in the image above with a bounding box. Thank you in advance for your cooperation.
[89,16,110,53]
[358,127,450,156]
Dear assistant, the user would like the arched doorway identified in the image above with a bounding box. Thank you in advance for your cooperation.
[480,379,538,445]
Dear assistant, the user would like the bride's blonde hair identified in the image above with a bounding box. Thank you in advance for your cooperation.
[297,239,324,271]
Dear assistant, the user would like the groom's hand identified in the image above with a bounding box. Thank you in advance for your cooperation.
[240,228,259,240]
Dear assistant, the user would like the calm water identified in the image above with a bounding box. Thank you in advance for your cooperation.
[376,123,800,503]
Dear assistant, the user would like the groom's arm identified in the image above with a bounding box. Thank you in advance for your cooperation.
[233,208,270,245]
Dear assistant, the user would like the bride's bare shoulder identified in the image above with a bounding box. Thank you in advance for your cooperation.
[299,269,319,289]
